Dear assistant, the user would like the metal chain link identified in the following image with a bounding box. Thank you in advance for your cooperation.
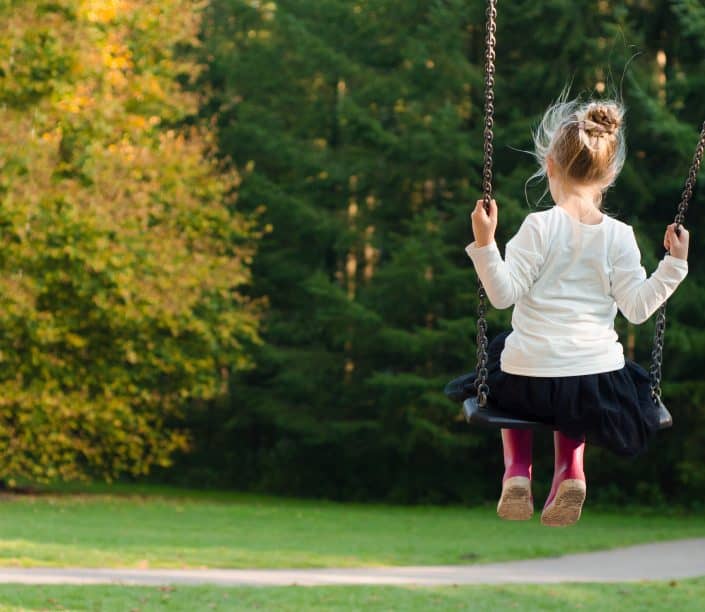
[474,0,498,408]
[649,121,705,404]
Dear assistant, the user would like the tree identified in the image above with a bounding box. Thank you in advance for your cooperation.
[0,0,261,483]
[193,0,705,505]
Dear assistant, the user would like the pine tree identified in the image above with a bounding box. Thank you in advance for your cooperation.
[195,0,705,504]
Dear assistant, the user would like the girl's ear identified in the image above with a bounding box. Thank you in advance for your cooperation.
[546,155,554,178]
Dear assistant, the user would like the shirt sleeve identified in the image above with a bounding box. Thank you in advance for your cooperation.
[464,213,546,309]
[609,226,688,324]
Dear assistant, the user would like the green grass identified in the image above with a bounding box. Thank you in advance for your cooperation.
[0,482,701,569]
[0,580,703,611]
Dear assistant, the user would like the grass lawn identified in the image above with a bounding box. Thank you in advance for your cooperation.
[0,482,701,569]
[0,580,703,611]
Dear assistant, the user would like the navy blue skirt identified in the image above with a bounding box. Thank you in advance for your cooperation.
[445,330,662,457]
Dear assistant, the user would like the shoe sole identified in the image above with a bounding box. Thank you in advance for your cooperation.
[541,479,586,527]
[497,476,533,521]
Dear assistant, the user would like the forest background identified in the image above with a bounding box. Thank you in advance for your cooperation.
[3,0,704,507]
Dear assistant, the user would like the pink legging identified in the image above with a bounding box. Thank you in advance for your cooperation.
[501,428,585,495]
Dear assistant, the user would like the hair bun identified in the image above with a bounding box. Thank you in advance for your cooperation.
[581,103,622,137]
[532,95,626,186]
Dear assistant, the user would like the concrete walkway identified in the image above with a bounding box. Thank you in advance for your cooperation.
[0,539,704,586]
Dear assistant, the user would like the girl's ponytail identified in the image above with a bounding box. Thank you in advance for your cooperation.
[531,96,626,192]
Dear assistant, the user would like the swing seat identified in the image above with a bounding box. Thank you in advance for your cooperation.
[462,396,673,430]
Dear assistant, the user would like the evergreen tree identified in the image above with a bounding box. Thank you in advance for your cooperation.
[191,0,705,504]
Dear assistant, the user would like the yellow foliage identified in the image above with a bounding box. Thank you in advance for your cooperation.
[80,0,135,24]
[0,0,262,482]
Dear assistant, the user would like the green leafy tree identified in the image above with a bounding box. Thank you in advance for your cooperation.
[0,0,261,483]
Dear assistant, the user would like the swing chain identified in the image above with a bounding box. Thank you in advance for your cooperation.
[474,0,498,408]
[481,0,497,211]
[649,303,666,403]
[649,121,705,404]
[675,121,705,228]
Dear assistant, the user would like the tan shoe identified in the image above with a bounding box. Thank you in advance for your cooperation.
[497,476,534,521]
[540,479,586,527]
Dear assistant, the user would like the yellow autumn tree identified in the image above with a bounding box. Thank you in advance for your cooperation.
[0,0,261,482]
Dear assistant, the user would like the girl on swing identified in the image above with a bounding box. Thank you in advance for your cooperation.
[465,97,689,527]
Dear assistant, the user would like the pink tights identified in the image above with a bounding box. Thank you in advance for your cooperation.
[500,428,586,506]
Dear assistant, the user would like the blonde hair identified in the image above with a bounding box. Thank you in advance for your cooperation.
[529,95,626,198]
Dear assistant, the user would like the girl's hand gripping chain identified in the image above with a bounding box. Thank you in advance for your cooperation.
[663,223,689,260]
[471,198,498,247]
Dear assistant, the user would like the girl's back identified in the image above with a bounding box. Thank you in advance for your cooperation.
[466,99,688,379]
[449,95,690,527]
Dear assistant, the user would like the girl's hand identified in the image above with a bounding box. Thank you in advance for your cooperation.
[471,198,498,247]
[664,223,689,260]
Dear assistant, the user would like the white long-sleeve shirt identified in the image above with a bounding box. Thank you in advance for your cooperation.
[465,205,688,376]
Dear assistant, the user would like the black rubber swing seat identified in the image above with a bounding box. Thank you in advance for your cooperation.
[462,396,673,431]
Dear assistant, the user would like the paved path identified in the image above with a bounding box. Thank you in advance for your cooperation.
[0,539,703,587]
